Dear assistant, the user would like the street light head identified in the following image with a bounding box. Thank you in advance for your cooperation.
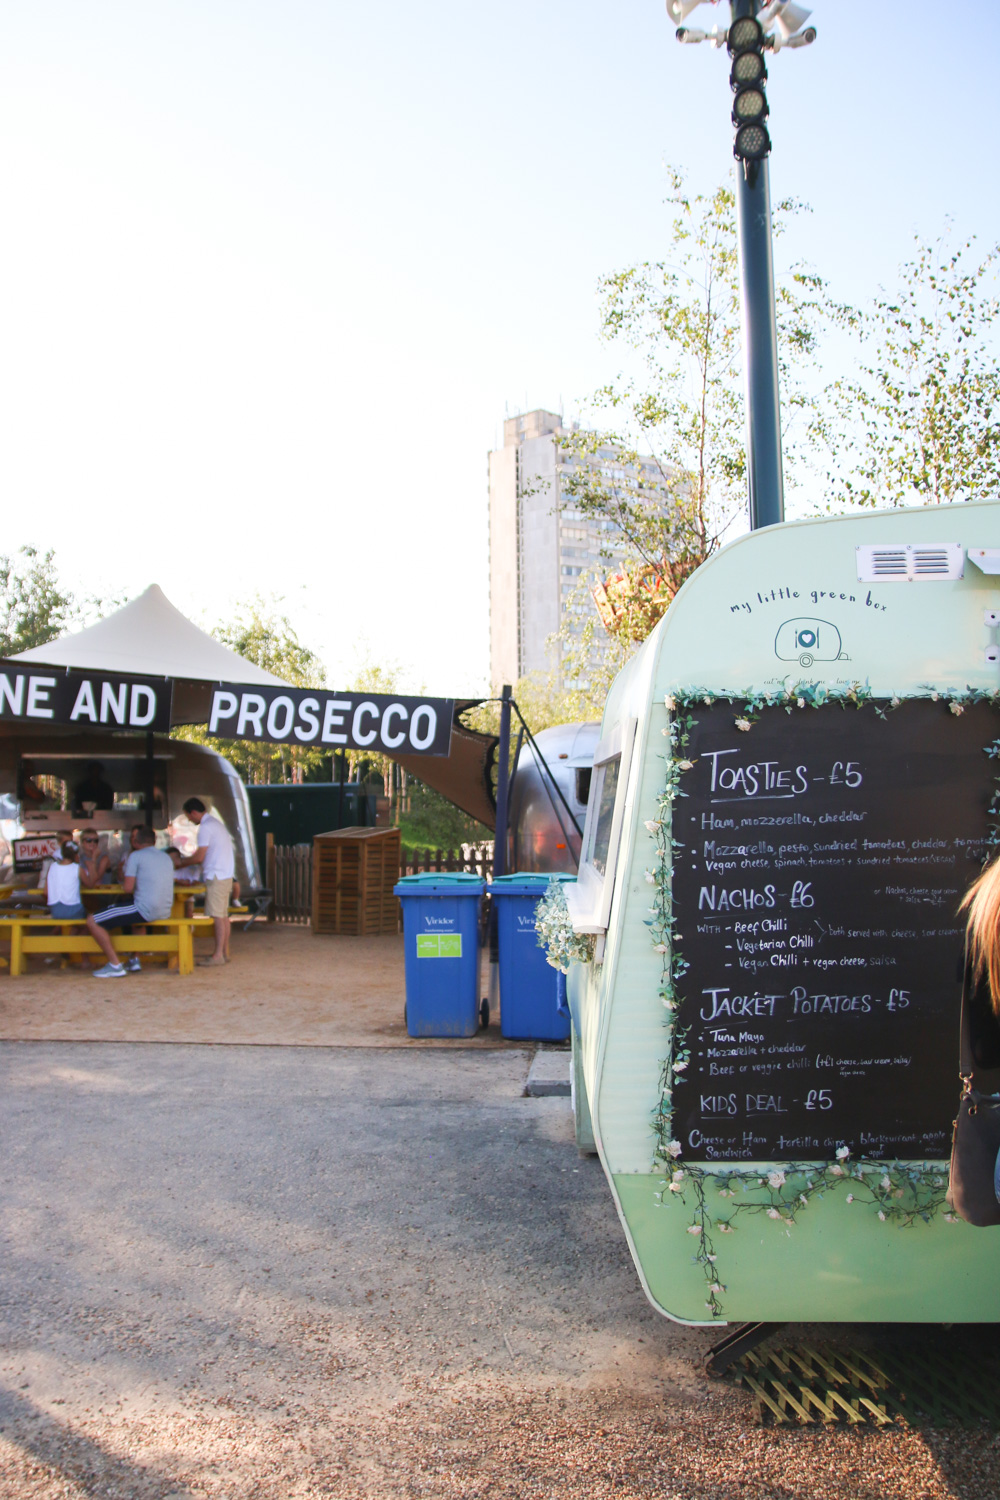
[727,15,763,54]
[732,86,768,125]
[730,49,766,88]
[733,121,771,162]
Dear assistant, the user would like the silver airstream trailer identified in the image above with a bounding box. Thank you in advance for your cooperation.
[0,727,261,888]
[509,722,599,873]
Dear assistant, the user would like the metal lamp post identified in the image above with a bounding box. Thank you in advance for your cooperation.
[669,0,816,530]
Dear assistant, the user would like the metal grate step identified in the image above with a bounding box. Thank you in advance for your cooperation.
[732,1338,1000,1427]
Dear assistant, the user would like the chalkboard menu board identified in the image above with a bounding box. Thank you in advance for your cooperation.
[671,699,998,1162]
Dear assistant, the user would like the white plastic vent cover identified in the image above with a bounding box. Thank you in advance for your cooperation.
[856,543,965,583]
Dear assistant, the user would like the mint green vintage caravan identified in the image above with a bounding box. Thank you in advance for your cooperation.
[565,498,1000,1326]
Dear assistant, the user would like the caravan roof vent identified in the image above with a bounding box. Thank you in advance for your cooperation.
[856,543,964,583]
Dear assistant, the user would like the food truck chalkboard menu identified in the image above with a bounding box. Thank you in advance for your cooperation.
[671,699,999,1162]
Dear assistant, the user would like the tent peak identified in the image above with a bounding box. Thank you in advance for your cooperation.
[9,583,288,688]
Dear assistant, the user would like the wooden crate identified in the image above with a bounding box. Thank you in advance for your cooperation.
[311,826,401,936]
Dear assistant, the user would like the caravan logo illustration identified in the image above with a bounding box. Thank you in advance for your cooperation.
[774,617,849,669]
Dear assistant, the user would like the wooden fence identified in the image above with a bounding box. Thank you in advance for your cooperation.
[400,845,494,879]
[265,837,494,926]
[265,837,312,925]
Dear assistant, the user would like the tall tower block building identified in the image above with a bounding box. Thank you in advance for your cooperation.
[489,408,667,690]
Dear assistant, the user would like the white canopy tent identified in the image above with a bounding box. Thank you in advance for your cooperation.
[10,584,500,827]
[12,584,285,720]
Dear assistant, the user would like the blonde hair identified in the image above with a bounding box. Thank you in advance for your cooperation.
[960,856,1000,1014]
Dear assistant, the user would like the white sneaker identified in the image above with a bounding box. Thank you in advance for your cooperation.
[125,956,142,973]
[93,962,126,979]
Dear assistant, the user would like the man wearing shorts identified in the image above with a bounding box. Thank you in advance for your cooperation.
[86,825,174,978]
[179,797,235,967]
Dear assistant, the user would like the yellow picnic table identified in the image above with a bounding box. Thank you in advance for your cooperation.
[18,882,206,918]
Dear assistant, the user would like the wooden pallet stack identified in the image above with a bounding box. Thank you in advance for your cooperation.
[311,826,401,936]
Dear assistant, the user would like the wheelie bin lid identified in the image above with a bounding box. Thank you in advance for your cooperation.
[393,872,486,896]
[486,873,576,896]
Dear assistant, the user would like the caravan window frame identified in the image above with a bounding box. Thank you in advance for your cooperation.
[566,717,636,934]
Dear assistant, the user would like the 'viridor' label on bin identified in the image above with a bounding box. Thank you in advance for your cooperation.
[416,934,462,958]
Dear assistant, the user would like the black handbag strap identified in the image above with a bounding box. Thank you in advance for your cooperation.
[960,941,1000,1113]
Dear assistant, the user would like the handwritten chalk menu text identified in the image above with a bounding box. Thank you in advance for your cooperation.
[671,700,997,1162]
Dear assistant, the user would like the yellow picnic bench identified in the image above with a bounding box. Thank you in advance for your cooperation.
[0,902,253,976]
[0,914,200,976]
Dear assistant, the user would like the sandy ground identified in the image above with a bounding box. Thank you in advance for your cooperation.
[2,1042,999,1499]
[0,925,517,1049]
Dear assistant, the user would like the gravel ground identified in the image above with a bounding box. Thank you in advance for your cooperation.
[1,1041,997,1499]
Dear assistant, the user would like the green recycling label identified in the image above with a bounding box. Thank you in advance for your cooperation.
[416,933,462,959]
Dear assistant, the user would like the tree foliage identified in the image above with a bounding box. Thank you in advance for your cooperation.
[558,169,825,688]
[0,546,75,657]
[174,597,327,784]
[822,234,1000,509]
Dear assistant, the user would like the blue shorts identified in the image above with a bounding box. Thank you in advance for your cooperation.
[49,902,86,920]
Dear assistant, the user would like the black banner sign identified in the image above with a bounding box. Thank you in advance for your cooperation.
[208,685,454,758]
[0,661,172,733]
[671,699,995,1162]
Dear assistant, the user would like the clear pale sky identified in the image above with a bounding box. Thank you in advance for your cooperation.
[0,1,996,695]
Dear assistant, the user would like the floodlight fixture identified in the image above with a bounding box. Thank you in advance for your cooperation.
[733,120,771,162]
[727,15,763,54]
[730,49,766,87]
[732,85,768,124]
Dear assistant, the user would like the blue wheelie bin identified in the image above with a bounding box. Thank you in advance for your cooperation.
[393,872,486,1037]
[487,873,572,1042]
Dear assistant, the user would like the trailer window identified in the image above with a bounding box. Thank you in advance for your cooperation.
[575,766,592,807]
[589,759,619,876]
[565,717,636,936]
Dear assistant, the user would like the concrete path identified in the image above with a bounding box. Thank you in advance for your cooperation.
[0,1042,984,1499]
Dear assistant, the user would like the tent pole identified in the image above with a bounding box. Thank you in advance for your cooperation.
[144,732,155,829]
[493,685,512,880]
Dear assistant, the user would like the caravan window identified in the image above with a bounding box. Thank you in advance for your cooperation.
[588,758,620,876]
[565,719,636,935]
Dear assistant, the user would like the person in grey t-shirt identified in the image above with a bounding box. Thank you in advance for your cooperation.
[124,843,176,921]
[86,826,176,978]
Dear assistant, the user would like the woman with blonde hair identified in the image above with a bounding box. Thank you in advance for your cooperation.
[955,857,1000,1216]
[960,858,1000,1070]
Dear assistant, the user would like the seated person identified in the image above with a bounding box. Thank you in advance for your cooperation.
[72,762,115,814]
[46,839,87,919]
[78,829,113,888]
[86,826,174,979]
[111,825,145,882]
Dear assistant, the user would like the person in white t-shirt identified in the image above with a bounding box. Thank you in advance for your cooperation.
[178,798,235,966]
